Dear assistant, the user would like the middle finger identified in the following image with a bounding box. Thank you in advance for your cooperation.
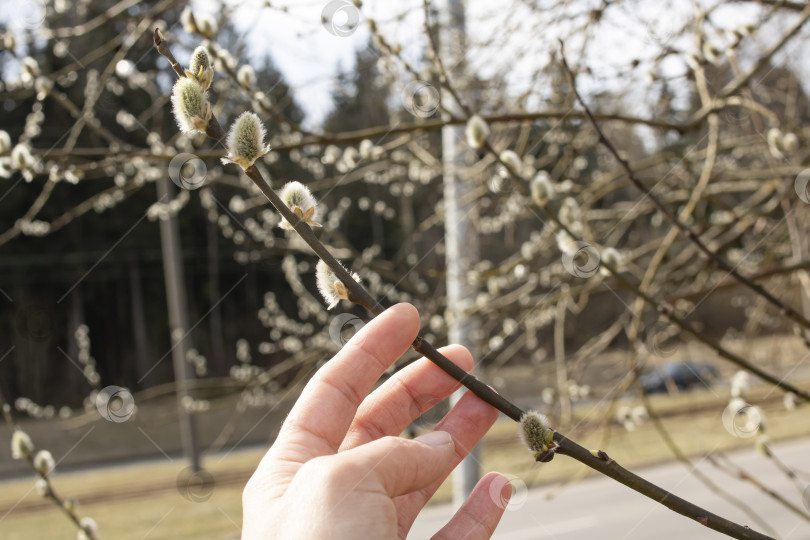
[339,344,474,450]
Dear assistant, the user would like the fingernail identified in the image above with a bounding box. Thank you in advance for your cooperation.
[415,430,453,447]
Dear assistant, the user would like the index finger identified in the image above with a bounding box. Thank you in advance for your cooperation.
[272,303,420,462]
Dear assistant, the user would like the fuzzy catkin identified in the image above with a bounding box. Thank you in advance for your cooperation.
[519,411,553,454]
[221,112,270,170]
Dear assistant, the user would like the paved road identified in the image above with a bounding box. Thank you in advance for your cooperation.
[410,437,810,540]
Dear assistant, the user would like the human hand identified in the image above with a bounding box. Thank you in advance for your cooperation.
[241,303,511,539]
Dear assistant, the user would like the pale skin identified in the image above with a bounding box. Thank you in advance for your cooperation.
[242,303,512,539]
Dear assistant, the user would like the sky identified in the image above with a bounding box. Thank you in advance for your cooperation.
[196,0,397,127]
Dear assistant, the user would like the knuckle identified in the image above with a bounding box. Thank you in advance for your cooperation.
[299,455,356,486]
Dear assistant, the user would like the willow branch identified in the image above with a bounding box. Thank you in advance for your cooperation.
[685,4,810,127]
[438,58,809,403]
[559,45,810,335]
[421,0,471,119]
[0,387,99,539]
[154,29,776,540]
[719,4,810,99]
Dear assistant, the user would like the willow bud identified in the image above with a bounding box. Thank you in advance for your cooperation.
[11,430,34,460]
[197,14,218,39]
[0,130,10,154]
[316,259,360,310]
[35,478,49,497]
[559,197,582,233]
[221,111,271,170]
[4,31,15,51]
[556,230,577,256]
[237,64,256,88]
[33,449,55,476]
[186,46,214,90]
[171,77,211,134]
[519,411,556,461]
[279,181,320,230]
[359,139,373,160]
[78,517,99,540]
[599,247,624,275]
[10,143,34,170]
[730,370,749,399]
[180,7,197,33]
[531,171,554,206]
[781,132,798,153]
[498,150,522,178]
[465,114,489,149]
[767,128,783,158]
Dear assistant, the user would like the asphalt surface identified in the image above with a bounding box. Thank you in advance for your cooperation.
[410,437,810,540]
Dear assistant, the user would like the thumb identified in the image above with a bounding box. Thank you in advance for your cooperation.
[338,431,455,498]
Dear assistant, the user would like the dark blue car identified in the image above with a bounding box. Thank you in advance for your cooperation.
[640,361,719,394]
